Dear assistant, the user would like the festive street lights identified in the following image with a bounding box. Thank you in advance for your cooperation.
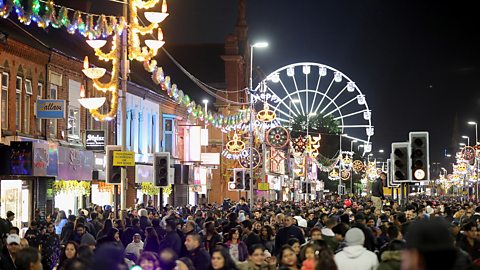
[249,41,268,208]
[468,121,479,202]
[82,0,168,214]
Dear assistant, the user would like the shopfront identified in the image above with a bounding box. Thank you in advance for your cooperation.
[54,146,93,214]
[0,140,57,229]
[90,153,113,207]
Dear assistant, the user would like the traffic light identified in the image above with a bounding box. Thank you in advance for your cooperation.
[244,171,251,191]
[391,142,410,182]
[154,152,170,187]
[409,132,429,181]
[233,168,245,190]
[106,145,122,184]
[228,175,236,191]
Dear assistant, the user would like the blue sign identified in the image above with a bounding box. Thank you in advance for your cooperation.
[36,99,66,119]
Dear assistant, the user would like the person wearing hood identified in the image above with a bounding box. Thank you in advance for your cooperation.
[378,239,405,270]
[334,228,378,270]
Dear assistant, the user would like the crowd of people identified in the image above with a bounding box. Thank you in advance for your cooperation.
[1,193,480,270]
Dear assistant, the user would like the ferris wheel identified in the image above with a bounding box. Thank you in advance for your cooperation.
[254,62,373,153]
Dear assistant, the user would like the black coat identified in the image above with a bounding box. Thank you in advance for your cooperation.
[274,225,305,255]
[187,247,211,270]
[372,178,385,199]
[159,231,182,255]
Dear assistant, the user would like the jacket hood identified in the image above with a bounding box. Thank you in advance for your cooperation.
[381,250,402,262]
[341,245,368,258]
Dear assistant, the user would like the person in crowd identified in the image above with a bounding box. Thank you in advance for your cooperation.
[176,257,196,270]
[224,228,248,262]
[287,238,301,257]
[241,220,262,247]
[76,244,94,268]
[235,197,251,216]
[97,219,113,240]
[160,220,182,255]
[260,225,275,253]
[54,211,67,236]
[456,221,480,260]
[125,233,144,260]
[207,246,238,270]
[402,217,458,270]
[72,223,95,247]
[134,249,156,270]
[60,215,76,245]
[0,211,15,239]
[185,233,210,270]
[278,245,300,270]
[144,226,161,253]
[97,228,123,249]
[203,221,222,255]
[24,221,41,249]
[152,218,166,241]
[314,247,338,270]
[0,234,21,269]
[122,218,143,247]
[236,244,276,270]
[351,213,376,252]
[139,209,152,231]
[275,216,305,255]
[14,246,42,270]
[371,172,386,211]
[89,212,103,236]
[57,241,78,270]
[334,228,378,270]
[40,222,60,270]
[378,239,404,270]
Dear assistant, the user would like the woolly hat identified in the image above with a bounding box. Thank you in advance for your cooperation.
[345,228,365,246]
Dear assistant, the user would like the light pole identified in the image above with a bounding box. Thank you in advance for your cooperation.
[462,135,470,146]
[249,41,268,208]
[469,121,479,202]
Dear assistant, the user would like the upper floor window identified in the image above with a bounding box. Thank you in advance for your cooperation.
[24,79,32,133]
[162,114,176,155]
[15,76,22,131]
[1,72,9,130]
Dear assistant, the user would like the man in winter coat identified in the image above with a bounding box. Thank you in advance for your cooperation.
[235,197,251,216]
[274,215,305,255]
[185,233,210,270]
[159,219,182,255]
[334,228,378,270]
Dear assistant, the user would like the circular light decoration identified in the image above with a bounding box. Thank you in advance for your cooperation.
[239,147,261,169]
[341,169,351,180]
[352,160,364,173]
[463,146,476,161]
[226,133,245,153]
[414,169,426,180]
[291,136,307,153]
[267,126,290,148]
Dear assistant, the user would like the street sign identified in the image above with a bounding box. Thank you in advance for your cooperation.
[113,151,135,166]
[258,182,269,191]
[85,130,105,151]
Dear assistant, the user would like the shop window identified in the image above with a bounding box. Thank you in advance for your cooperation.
[138,111,143,154]
[24,79,32,133]
[68,106,80,139]
[151,114,157,152]
[1,72,8,130]
[15,76,22,131]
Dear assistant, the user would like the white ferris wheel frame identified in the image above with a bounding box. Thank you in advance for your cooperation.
[254,62,373,153]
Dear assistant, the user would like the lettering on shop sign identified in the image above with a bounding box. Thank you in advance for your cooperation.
[85,131,106,151]
[36,99,66,119]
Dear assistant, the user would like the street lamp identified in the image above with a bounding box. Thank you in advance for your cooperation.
[462,135,470,146]
[249,41,268,208]
[379,149,384,153]
[468,121,478,145]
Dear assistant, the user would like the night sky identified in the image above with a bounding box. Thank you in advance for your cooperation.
[160,0,480,171]
[57,0,480,172]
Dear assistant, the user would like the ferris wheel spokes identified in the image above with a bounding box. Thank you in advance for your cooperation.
[290,74,306,116]
[308,70,323,116]
[320,85,347,115]
[333,109,369,121]
[265,85,299,118]
[312,77,335,116]
[323,96,358,118]
[278,79,302,116]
